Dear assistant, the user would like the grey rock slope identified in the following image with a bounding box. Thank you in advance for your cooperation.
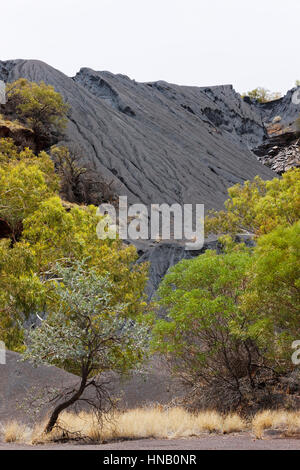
[0,351,182,424]
[136,239,218,300]
[3,59,298,296]
[0,59,275,211]
[253,88,300,129]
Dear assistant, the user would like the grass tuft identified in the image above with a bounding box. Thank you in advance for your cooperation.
[3,421,31,443]
[2,408,300,444]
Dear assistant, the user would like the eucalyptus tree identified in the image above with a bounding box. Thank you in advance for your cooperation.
[23,261,150,434]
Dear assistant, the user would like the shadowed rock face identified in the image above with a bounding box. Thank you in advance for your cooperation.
[0,120,36,151]
[136,239,219,300]
[0,59,275,211]
[253,88,300,129]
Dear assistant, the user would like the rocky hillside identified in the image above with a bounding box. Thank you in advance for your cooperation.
[1,59,299,295]
[254,132,300,174]
[252,89,300,131]
[0,59,277,211]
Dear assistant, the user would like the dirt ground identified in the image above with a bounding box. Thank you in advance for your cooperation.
[0,434,299,450]
[0,351,183,424]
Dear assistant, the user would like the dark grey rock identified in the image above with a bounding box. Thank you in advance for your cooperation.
[136,235,255,299]
[251,88,300,129]
[136,239,219,299]
[0,59,283,296]
[0,351,183,424]
[0,59,274,211]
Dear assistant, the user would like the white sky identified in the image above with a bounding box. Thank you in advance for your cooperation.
[1,0,299,94]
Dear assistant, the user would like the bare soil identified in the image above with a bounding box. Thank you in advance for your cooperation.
[0,433,299,450]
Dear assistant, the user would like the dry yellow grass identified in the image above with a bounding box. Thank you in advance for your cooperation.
[252,410,300,438]
[223,413,247,434]
[3,420,31,443]
[0,115,30,132]
[2,408,300,444]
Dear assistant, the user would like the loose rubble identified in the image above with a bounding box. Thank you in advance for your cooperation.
[258,138,300,174]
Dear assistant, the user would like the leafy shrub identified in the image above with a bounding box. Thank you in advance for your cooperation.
[3,79,68,149]
[242,87,281,103]
[153,171,300,411]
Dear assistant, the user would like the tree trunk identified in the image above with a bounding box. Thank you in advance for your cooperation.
[45,375,87,434]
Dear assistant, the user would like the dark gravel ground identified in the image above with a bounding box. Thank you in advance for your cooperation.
[0,351,182,424]
[0,434,299,450]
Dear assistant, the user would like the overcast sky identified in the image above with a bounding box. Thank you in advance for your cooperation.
[1,0,299,94]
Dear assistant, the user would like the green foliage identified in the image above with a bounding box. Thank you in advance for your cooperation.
[154,169,299,410]
[0,139,59,238]
[5,79,68,144]
[0,164,56,238]
[152,248,266,409]
[205,169,300,237]
[22,196,148,313]
[0,137,21,162]
[0,83,148,366]
[23,261,149,376]
[0,138,148,351]
[242,221,300,363]
[242,87,282,103]
[23,261,150,432]
[153,248,252,357]
[0,239,46,351]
